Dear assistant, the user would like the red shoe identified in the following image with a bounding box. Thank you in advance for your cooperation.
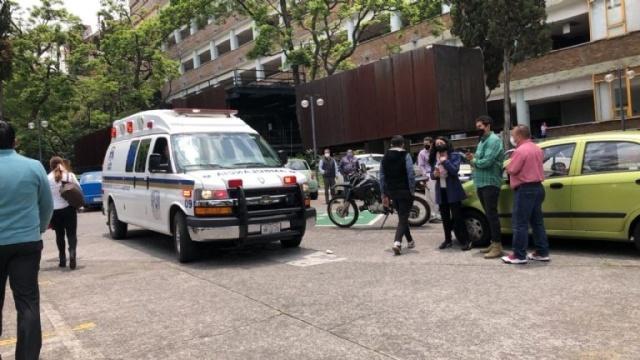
[501,253,528,264]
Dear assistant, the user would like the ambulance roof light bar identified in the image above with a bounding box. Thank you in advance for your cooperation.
[173,108,238,118]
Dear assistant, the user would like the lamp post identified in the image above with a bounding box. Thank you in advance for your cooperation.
[300,95,325,163]
[28,120,49,162]
[605,68,636,131]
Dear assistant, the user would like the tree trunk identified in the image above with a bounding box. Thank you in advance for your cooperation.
[502,49,511,148]
[291,64,301,85]
[0,80,4,122]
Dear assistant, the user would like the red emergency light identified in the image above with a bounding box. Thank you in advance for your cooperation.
[283,176,297,185]
[126,121,134,134]
[228,179,243,188]
[111,127,117,138]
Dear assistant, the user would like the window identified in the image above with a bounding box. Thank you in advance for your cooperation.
[198,50,211,65]
[286,159,309,171]
[543,143,576,178]
[583,141,640,174]
[135,139,152,173]
[125,141,140,173]
[631,76,640,117]
[151,137,172,173]
[606,0,626,37]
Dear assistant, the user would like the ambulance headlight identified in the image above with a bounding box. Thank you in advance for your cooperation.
[201,190,213,200]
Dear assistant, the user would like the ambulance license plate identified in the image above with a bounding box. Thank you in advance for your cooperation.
[261,223,281,235]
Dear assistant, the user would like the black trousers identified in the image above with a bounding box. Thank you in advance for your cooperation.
[439,188,469,245]
[0,240,43,360]
[323,176,336,203]
[477,186,502,243]
[51,206,77,259]
[389,190,414,244]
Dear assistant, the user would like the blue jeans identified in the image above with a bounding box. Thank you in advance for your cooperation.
[512,183,549,260]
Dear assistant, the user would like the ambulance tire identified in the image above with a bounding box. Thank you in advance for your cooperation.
[281,236,303,248]
[108,202,128,240]
[173,212,197,263]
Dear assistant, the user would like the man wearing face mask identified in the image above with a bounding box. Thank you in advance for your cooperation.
[466,116,505,258]
[339,149,360,183]
[318,148,338,204]
[417,137,440,222]
[502,125,549,264]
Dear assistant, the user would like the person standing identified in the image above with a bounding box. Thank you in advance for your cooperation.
[430,137,472,251]
[48,156,80,270]
[417,137,441,223]
[540,122,548,138]
[502,125,550,264]
[379,136,416,255]
[339,149,360,182]
[0,121,53,360]
[466,116,505,259]
[318,148,338,204]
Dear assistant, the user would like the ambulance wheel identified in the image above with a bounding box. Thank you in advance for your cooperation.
[173,212,197,263]
[108,202,127,240]
[281,236,303,248]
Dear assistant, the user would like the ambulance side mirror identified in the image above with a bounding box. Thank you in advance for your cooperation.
[278,150,288,166]
[149,153,169,173]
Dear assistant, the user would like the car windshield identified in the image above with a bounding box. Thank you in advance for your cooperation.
[286,159,309,171]
[171,133,281,171]
[359,156,383,165]
[80,172,102,183]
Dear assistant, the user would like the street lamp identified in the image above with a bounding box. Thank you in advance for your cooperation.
[605,68,636,131]
[300,95,325,166]
[28,120,49,162]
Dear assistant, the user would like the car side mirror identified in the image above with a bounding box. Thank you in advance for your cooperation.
[149,153,169,173]
[278,150,288,166]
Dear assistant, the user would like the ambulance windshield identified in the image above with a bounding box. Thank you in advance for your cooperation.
[172,133,281,171]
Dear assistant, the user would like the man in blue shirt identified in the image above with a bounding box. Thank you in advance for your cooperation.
[0,121,53,360]
[379,135,416,255]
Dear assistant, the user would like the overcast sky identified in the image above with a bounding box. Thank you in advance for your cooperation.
[17,0,102,32]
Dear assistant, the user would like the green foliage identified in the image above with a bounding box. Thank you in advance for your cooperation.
[0,0,15,121]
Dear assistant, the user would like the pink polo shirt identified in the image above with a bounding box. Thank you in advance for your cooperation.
[506,140,545,190]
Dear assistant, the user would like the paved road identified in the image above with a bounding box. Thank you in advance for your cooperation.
[1,202,640,359]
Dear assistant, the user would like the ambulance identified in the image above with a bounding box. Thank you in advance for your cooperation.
[102,109,316,262]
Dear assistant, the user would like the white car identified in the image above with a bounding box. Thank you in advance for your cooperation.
[102,109,316,263]
[355,153,384,178]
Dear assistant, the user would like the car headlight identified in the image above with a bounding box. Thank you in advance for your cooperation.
[201,190,213,199]
[302,183,310,192]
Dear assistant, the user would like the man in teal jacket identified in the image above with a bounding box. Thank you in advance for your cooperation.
[466,116,505,259]
[0,121,53,360]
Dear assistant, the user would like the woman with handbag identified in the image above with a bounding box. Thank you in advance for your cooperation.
[48,157,81,270]
[429,137,472,251]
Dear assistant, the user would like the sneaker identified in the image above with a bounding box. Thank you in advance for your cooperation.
[484,243,504,259]
[407,240,416,249]
[392,241,402,255]
[480,243,495,254]
[527,252,551,262]
[501,254,528,264]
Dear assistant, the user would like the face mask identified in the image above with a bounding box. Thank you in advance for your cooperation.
[424,144,431,150]
[435,145,447,152]
[324,152,330,157]
[510,136,517,147]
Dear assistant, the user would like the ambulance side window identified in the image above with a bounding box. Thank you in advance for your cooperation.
[135,139,152,173]
[125,141,140,173]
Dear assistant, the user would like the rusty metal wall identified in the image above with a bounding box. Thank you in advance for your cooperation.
[296,45,487,149]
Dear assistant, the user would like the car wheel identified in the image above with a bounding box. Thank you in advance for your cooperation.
[634,222,640,252]
[173,212,198,263]
[463,209,490,247]
[281,236,303,248]
[310,192,318,200]
[108,202,128,240]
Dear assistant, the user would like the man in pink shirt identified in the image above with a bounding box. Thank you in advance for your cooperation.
[502,125,550,264]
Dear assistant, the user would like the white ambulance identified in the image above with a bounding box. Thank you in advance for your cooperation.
[102,109,316,262]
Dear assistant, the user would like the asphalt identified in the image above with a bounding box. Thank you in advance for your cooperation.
[1,200,639,359]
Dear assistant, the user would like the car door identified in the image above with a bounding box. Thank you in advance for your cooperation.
[571,140,640,234]
[147,136,174,233]
[131,138,152,228]
[539,142,578,232]
[118,140,140,223]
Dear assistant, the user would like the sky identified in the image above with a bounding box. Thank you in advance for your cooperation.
[17,0,102,32]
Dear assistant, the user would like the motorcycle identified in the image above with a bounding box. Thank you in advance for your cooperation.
[327,166,430,228]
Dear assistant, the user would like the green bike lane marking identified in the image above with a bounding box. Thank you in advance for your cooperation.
[316,210,383,227]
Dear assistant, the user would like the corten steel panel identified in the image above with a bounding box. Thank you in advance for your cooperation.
[412,48,438,132]
[435,46,464,131]
[355,64,379,142]
[459,48,488,128]
[323,73,346,147]
[74,127,111,171]
[391,51,418,135]
[343,70,362,143]
[374,58,397,139]
[296,81,315,148]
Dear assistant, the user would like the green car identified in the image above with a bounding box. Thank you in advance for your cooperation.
[462,131,640,251]
[285,158,319,200]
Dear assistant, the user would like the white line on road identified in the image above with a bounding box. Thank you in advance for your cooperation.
[42,303,105,360]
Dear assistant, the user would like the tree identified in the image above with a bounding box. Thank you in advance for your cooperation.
[0,0,15,121]
[449,0,550,146]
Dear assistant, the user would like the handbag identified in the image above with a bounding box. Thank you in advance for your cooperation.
[60,172,85,209]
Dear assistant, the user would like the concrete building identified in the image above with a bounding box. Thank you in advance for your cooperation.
[130,0,640,149]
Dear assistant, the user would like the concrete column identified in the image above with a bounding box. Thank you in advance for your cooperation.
[209,40,218,60]
[390,11,402,32]
[346,18,356,43]
[255,59,265,81]
[190,19,198,35]
[179,62,184,74]
[252,21,259,40]
[173,30,182,43]
[208,16,214,25]
[161,42,167,52]
[192,51,200,69]
[515,90,531,127]
[230,29,239,50]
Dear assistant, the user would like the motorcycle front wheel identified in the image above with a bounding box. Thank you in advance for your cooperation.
[408,196,430,227]
[327,197,359,228]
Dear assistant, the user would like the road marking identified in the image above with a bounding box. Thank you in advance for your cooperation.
[316,211,383,227]
[42,303,105,359]
[0,322,96,347]
[274,251,347,267]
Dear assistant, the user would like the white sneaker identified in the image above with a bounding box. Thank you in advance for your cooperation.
[501,254,528,264]
[392,241,402,255]
[407,241,415,249]
[527,252,551,262]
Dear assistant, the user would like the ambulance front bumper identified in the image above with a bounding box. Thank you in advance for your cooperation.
[187,207,316,243]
